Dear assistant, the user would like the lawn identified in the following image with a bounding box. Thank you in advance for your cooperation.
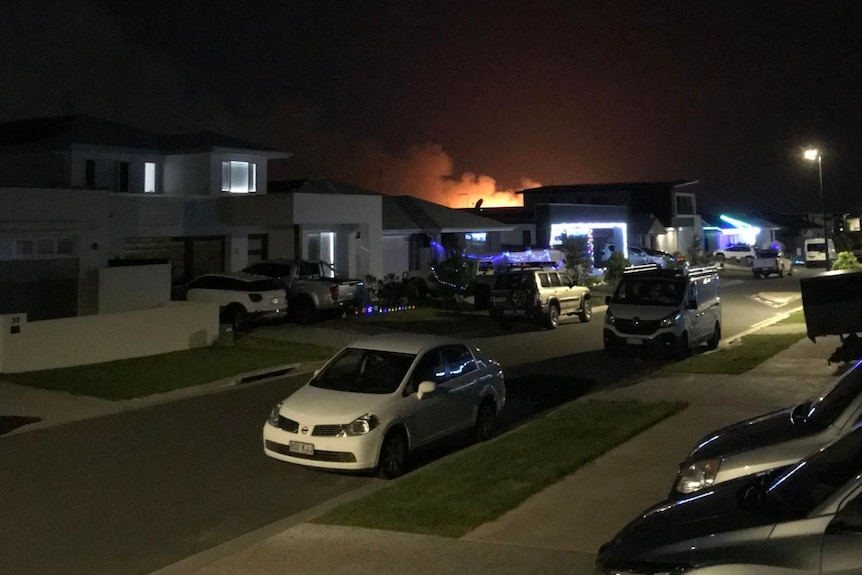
[656,333,805,375]
[314,399,683,537]
[2,335,337,400]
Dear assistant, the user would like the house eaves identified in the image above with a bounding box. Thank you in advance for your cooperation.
[384,195,512,234]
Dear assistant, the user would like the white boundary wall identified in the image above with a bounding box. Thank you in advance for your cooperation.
[0,302,219,373]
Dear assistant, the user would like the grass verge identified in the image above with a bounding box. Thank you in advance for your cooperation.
[2,335,337,400]
[656,333,805,375]
[314,399,684,537]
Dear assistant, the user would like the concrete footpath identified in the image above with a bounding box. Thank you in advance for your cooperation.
[0,323,847,575]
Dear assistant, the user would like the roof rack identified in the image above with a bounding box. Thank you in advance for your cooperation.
[505,261,560,271]
[622,263,720,279]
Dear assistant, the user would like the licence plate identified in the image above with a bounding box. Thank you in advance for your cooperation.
[626,338,643,345]
[289,441,314,455]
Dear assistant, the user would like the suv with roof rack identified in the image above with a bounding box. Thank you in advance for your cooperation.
[488,263,592,330]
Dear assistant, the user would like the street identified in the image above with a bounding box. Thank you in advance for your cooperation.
[0,265,811,575]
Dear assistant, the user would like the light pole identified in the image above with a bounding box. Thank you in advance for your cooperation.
[804,148,830,270]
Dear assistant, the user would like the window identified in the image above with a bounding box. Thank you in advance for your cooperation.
[443,345,477,377]
[144,162,156,193]
[85,160,95,188]
[221,161,257,193]
[675,193,695,216]
[117,161,129,192]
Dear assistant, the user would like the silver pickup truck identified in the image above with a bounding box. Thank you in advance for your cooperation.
[243,259,366,324]
[751,249,793,278]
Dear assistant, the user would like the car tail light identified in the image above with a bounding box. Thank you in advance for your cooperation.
[248,293,263,302]
[329,285,338,301]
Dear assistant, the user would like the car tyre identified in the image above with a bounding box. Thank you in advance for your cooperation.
[377,430,409,479]
[672,332,691,360]
[715,253,726,262]
[291,296,316,325]
[223,304,249,332]
[707,322,721,350]
[473,399,497,442]
[578,299,592,322]
[545,304,560,329]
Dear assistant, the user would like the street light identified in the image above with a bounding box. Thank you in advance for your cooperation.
[804,148,830,270]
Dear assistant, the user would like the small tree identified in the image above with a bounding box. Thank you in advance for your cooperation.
[558,233,593,285]
[604,251,630,293]
[687,234,703,266]
[432,252,475,307]
[832,251,862,271]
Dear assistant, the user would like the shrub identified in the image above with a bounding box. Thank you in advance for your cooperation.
[832,251,862,271]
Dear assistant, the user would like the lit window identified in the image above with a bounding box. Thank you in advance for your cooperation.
[144,162,156,193]
[221,161,257,193]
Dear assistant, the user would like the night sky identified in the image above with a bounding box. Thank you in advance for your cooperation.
[2,1,860,213]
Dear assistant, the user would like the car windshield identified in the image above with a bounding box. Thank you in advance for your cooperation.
[761,425,862,518]
[612,278,685,306]
[801,360,862,429]
[311,348,415,394]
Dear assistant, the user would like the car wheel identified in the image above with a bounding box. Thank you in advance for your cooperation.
[715,253,726,262]
[707,322,721,350]
[545,304,560,329]
[745,255,754,267]
[474,285,490,310]
[377,430,409,479]
[223,304,249,332]
[788,266,793,276]
[672,332,691,360]
[290,297,316,325]
[752,271,760,279]
[473,399,497,442]
[578,299,592,322]
[778,269,784,278]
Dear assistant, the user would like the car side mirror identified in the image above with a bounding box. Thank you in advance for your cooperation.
[686,299,698,310]
[417,381,437,400]
[605,295,612,305]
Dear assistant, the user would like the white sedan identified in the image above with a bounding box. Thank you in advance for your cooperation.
[263,333,506,478]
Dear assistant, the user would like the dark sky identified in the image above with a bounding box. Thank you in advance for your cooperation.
[2,0,860,213]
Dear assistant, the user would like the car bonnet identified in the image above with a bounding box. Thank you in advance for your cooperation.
[279,383,396,422]
[684,407,804,462]
[598,476,776,568]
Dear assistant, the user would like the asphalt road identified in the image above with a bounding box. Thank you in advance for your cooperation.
[0,264,812,575]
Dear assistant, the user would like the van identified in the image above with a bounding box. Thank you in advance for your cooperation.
[804,237,836,267]
[603,264,721,359]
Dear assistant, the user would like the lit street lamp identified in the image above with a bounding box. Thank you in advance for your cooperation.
[804,148,830,270]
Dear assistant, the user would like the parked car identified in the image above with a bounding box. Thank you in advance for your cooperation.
[597,421,862,574]
[263,333,506,479]
[712,243,757,264]
[242,259,366,324]
[642,247,678,268]
[601,244,665,267]
[672,358,862,496]
[184,272,287,331]
[603,264,721,359]
[488,263,592,330]
[752,248,793,278]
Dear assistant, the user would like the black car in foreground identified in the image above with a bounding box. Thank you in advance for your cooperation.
[596,422,862,574]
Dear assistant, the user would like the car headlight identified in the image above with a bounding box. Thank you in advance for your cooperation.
[267,402,283,426]
[675,459,721,494]
[338,414,380,437]
[605,309,615,324]
[659,311,682,328]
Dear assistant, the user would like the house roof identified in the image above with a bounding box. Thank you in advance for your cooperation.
[0,114,290,157]
[519,180,697,194]
[383,195,512,234]
[269,179,512,234]
[268,178,380,195]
